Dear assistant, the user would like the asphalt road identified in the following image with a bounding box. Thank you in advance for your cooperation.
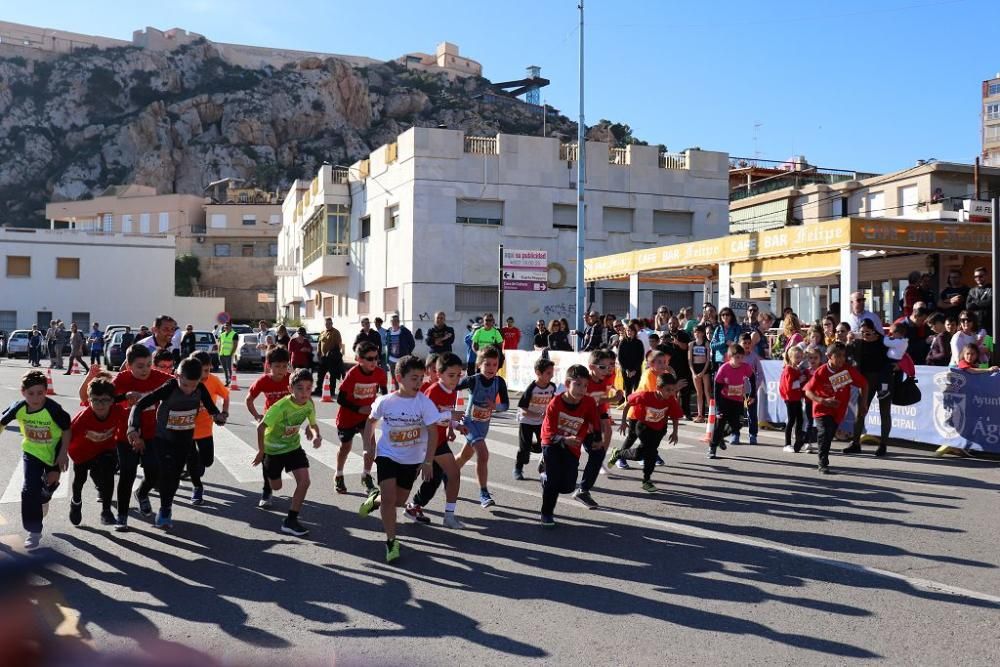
[1,358,998,666]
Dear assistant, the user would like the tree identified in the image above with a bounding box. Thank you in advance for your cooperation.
[175,254,201,296]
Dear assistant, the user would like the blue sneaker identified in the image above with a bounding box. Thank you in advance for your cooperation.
[749,435,758,446]
[730,433,740,445]
[135,491,153,517]
[654,454,665,466]
[480,491,496,508]
[615,458,630,470]
[191,486,204,506]
[512,467,525,481]
[155,509,173,530]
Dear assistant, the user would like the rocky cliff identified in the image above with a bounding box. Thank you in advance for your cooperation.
[0,40,612,225]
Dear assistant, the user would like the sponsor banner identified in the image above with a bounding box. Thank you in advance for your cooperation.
[504,350,590,392]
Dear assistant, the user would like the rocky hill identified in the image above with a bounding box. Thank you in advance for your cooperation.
[0,40,635,226]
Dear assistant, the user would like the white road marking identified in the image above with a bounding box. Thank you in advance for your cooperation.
[1,459,68,504]
[213,426,281,483]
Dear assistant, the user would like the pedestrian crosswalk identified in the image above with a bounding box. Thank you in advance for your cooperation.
[1,460,69,504]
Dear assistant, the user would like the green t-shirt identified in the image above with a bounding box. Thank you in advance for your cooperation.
[472,327,503,351]
[262,395,317,455]
[0,398,72,466]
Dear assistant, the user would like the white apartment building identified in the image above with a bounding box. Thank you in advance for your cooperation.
[0,228,224,332]
[276,127,729,352]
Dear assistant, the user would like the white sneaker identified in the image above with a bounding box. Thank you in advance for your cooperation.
[24,532,41,551]
[442,513,465,529]
[807,444,818,454]
[782,445,796,453]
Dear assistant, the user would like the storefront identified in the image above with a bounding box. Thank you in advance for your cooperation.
[584,217,992,325]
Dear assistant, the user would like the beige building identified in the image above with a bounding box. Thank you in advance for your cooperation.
[46,182,282,322]
[983,74,1000,167]
[397,42,483,80]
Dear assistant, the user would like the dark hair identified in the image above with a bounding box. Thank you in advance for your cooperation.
[189,351,212,367]
[177,358,202,381]
[728,343,744,357]
[396,354,425,377]
[927,313,945,326]
[477,345,501,365]
[565,364,591,381]
[944,314,959,325]
[290,368,313,386]
[827,341,848,357]
[425,353,440,371]
[588,349,614,364]
[87,374,116,398]
[437,352,464,372]
[267,346,290,364]
[126,343,151,364]
[534,357,555,374]
[959,310,978,327]
[153,350,174,366]
[859,318,878,332]
[912,303,928,316]
[356,341,378,357]
[154,315,176,329]
[961,342,981,359]
[656,373,678,389]
[738,332,753,343]
[21,370,47,391]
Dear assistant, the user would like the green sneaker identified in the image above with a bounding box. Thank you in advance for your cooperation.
[359,489,380,518]
[606,447,622,468]
[641,480,657,493]
[386,538,401,563]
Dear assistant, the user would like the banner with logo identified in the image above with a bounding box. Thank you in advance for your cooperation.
[504,350,590,391]
[759,361,1000,453]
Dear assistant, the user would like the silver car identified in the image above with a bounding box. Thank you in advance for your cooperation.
[234,333,264,371]
[6,330,31,358]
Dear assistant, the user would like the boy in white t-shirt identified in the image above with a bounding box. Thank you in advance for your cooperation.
[359,354,445,563]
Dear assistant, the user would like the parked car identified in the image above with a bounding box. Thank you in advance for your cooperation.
[6,330,30,358]
[192,330,221,370]
[233,333,263,371]
[231,324,253,335]
[102,324,136,343]
[103,331,129,369]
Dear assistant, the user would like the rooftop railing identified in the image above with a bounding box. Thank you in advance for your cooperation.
[464,136,498,155]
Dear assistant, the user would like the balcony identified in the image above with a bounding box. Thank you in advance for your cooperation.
[609,147,628,165]
[464,136,498,155]
[658,151,687,170]
[302,244,349,286]
[559,142,579,162]
[331,167,350,184]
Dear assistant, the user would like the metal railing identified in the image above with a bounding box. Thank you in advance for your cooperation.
[560,143,578,162]
[609,147,628,165]
[331,167,350,184]
[659,151,687,169]
[464,136,498,155]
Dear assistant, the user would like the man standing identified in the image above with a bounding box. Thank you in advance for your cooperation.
[254,320,271,355]
[289,326,315,372]
[138,315,178,353]
[581,311,605,352]
[120,326,135,351]
[45,320,61,369]
[64,323,89,374]
[500,317,521,351]
[846,292,885,332]
[216,321,238,387]
[315,318,345,396]
[353,317,382,354]
[385,314,415,385]
[966,267,993,335]
[87,323,104,367]
[426,312,456,354]
[937,269,969,320]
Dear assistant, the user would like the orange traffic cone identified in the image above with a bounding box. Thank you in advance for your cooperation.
[230,370,240,391]
[321,376,333,403]
[46,369,56,396]
[700,399,717,443]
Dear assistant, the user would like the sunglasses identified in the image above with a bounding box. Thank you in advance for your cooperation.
[361,355,379,361]
[960,318,971,322]
[596,364,612,370]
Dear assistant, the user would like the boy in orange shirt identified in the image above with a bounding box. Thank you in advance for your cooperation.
[188,351,229,505]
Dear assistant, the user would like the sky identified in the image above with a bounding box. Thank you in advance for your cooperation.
[3,0,993,173]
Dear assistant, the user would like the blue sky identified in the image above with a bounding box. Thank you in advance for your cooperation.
[4,0,992,172]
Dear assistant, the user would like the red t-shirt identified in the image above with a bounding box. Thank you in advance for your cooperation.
[113,368,172,440]
[804,362,867,424]
[248,373,291,411]
[586,374,615,414]
[541,394,602,459]
[957,359,975,369]
[626,391,683,431]
[501,327,521,350]
[714,362,755,403]
[424,381,458,444]
[335,365,388,428]
[779,366,804,402]
[69,405,126,463]
[288,336,313,368]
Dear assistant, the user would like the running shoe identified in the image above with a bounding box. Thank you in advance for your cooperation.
[386,539,401,563]
[191,486,204,506]
[134,491,153,517]
[572,489,599,509]
[114,515,129,532]
[362,473,377,494]
[748,435,758,446]
[615,458,631,470]
[708,448,718,460]
[155,509,172,530]
[69,500,82,526]
[806,444,818,454]
[875,443,887,457]
[606,447,622,468]
[718,440,727,451]
[404,503,431,524]
[540,514,556,528]
[641,480,657,493]
[24,532,41,551]
[281,517,309,537]
[842,443,862,454]
[654,454,665,466]
[480,491,496,508]
[335,475,347,494]
[782,445,797,453]
[729,433,740,446]
[359,489,380,518]
[818,465,834,475]
[100,510,116,526]
[442,513,465,529]
[258,492,273,509]
[512,467,525,481]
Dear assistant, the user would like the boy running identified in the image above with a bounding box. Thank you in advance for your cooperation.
[454,346,509,508]
[252,369,322,536]
[128,358,225,529]
[574,349,621,509]
[514,357,557,480]
[406,352,467,528]
[1,370,71,550]
[804,341,868,474]
[359,355,444,562]
[539,365,602,527]
[187,351,229,506]
[609,373,682,492]
[334,341,388,495]
[246,347,292,507]
[69,373,124,527]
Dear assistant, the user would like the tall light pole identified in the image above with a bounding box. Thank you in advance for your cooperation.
[575,0,586,350]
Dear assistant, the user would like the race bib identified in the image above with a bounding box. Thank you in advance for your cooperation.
[85,428,116,443]
[389,426,421,446]
[829,370,852,391]
[353,383,377,400]
[529,393,551,413]
[165,409,197,430]
[283,425,300,436]
[556,412,584,438]
[471,404,492,422]
[725,384,745,398]
[25,425,52,443]
[645,407,666,423]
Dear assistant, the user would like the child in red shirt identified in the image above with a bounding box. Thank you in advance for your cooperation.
[779,346,805,453]
[609,373,682,492]
[574,349,620,509]
[539,364,602,527]
[334,341,388,495]
[804,342,867,474]
[710,344,756,459]
[69,374,125,527]
[957,343,1000,372]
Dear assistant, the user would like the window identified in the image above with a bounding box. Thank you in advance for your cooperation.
[241,244,254,257]
[990,83,1000,96]
[358,291,370,315]
[603,207,633,233]
[385,204,399,230]
[553,204,579,228]
[71,312,90,330]
[455,285,496,311]
[158,212,169,233]
[987,103,1000,120]
[102,213,113,232]
[323,297,333,317]
[122,214,133,233]
[653,210,694,236]
[0,311,16,332]
[384,287,399,312]
[305,300,315,318]
[268,243,278,257]
[456,199,503,226]
[360,215,371,239]
[986,126,1000,140]
[56,257,80,279]
[898,185,919,217]
[37,311,52,328]
[214,243,231,257]
[268,214,281,225]
[830,196,847,219]
[6,256,30,277]
[139,213,150,234]
[210,214,227,229]
[864,191,885,217]
[242,215,256,226]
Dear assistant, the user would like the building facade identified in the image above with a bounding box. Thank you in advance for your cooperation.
[0,227,223,332]
[983,74,1000,167]
[276,127,729,353]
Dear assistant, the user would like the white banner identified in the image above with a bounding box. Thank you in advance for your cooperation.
[504,349,590,391]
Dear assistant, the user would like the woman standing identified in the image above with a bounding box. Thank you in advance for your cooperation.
[618,323,645,397]
[710,307,742,368]
[781,313,804,353]
[546,319,570,351]
[701,304,719,332]
[275,325,291,348]
[846,319,892,457]
[950,311,986,366]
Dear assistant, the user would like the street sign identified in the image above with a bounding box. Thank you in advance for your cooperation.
[216,311,230,324]
[257,292,276,303]
[501,248,548,291]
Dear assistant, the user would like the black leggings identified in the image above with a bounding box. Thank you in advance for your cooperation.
[711,398,744,449]
[72,452,116,512]
[784,400,804,450]
[117,441,154,517]
[618,423,666,481]
[541,445,579,516]
[622,369,641,397]
[517,423,542,466]
[852,371,891,445]
[187,436,215,487]
[138,438,193,512]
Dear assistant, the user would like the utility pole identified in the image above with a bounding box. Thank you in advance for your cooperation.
[992,197,999,362]
[575,0,586,351]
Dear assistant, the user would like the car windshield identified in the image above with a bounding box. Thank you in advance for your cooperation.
[12,332,27,340]
[195,333,215,344]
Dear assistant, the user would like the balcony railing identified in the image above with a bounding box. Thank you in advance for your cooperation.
[659,152,687,170]
[464,136,498,155]
[560,143,578,162]
[331,167,350,184]
[303,242,349,266]
[609,147,628,165]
